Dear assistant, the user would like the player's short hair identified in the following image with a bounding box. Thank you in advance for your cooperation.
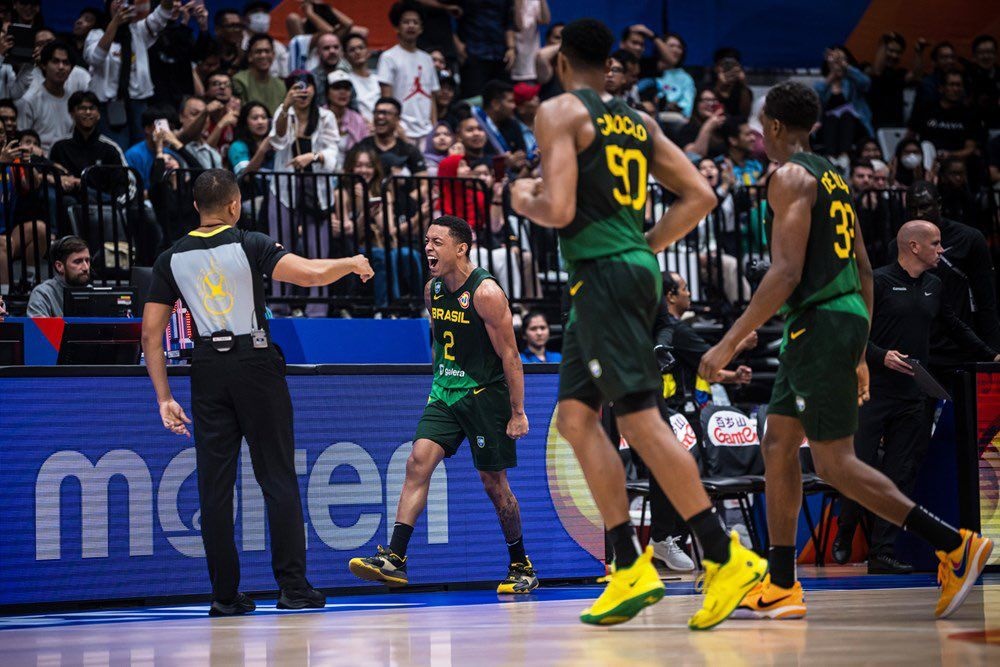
[763,81,820,132]
[193,169,240,213]
[431,215,473,250]
[52,236,89,265]
[388,1,422,27]
[483,80,514,109]
[560,19,614,69]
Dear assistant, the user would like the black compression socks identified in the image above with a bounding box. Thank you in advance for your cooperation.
[507,536,527,564]
[607,522,640,569]
[903,505,963,553]
[687,507,730,564]
[769,546,797,589]
[389,522,414,557]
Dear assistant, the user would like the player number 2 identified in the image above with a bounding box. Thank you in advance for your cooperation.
[443,331,456,361]
[605,146,648,211]
[830,200,856,259]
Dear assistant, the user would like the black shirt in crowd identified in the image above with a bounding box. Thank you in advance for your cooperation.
[148,227,288,338]
[866,262,996,400]
[653,300,710,408]
[907,102,981,151]
[869,66,907,128]
[49,128,130,196]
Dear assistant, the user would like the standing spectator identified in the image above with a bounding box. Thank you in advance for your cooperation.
[15,28,92,100]
[851,159,892,266]
[915,41,958,113]
[455,0,515,98]
[66,7,104,61]
[355,97,428,176]
[868,32,926,129]
[344,32,380,122]
[415,0,460,63]
[520,311,560,363]
[676,89,727,159]
[310,32,350,102]
[234,34,288,116]
[511,0,549,83]
[204,72,240,157]
[50,91,129,197]
[422,121,455,176]
[535,21,563,100]
[0,98,17,136]
[325,70,369,169]
[711,48,752,117]
[11,0,43,29]
[148,0,211,110]
[814,45,872,162]
[694,157,748,304]
[907,71,980,163]
[377,3,439,145]
[723,117,763,185]
[26,236,91,318]
[177,96,224,170]
[617,24,660,79]
[86,0,175,149]
[214,8,247,76]
[889,137,928,187]
[286,2,366,72]
[967,35,999,129]
[16,41,76,153]
[653,33,695,124]
[228,101,274,176]
[453,107,488,163]
[937,156,987,229]
[243,2,289,78]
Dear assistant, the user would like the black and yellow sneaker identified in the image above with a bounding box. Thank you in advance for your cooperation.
[497,558,539,594]
[348,546,408,587]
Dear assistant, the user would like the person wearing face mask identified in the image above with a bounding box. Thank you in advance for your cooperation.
[889,138,926,187]
[242,2,290,78]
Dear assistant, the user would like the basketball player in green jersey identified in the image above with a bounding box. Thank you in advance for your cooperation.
[511,18,767,630]
[699,81,992,621]
[349,215,538,595]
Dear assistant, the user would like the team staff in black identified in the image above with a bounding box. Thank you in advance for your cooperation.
[834,220,999,573]
[141,170,374,616]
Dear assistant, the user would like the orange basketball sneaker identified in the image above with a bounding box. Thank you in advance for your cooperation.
[935,529,993,619]
[733,575,806,620]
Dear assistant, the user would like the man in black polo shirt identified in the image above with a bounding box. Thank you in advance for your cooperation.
[834,221,999,573]
[907,71,981,164]
[49,91,128,198]
[141,169,373,616]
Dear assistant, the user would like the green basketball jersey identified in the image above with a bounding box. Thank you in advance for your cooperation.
[428,267,505,405]
[766,152,868,321]
[558,88,654,266]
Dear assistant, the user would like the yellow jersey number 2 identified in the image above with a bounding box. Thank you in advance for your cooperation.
[606,146,648,211]
[830,200,857,259]
[442,330,456,361]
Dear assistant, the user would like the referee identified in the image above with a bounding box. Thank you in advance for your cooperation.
[833,220,998,573]
[141,170,373,616]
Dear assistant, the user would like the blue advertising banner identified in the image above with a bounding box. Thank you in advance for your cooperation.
[0,370,603,606]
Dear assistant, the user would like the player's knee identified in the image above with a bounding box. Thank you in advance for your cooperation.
[812,451,852,485]
[556,410,586,442]
[406,450,436,481]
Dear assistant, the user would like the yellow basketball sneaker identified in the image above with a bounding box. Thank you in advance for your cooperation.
[688,531,768,631]
[935,529,993,619]
[579,546,665,625]
[733,575,806,620]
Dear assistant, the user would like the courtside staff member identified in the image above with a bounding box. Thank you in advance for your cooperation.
[141,169,373,616]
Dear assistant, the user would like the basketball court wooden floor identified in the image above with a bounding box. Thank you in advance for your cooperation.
[2,568,998,666]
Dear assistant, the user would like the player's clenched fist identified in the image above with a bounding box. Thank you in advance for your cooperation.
[507,412,529,439]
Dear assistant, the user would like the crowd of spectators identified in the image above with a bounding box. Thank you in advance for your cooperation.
[0,0,997,322]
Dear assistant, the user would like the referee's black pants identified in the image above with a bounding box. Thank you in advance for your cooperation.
[838,394,928,557]
[190,343,308,602]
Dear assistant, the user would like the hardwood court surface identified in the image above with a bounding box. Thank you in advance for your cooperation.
[1,570,997,665]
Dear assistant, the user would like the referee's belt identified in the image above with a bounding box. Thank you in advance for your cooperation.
[195,332,269,352]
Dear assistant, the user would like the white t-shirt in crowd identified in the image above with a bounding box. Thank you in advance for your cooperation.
[26,65,91,97]
[16,85,73,152]
[348,70,381,122]
[512,0,542,81]
[376,45,439,140]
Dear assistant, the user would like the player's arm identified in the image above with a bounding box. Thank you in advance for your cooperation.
[640,113,717,253]
[141,302,191,438]
[853,216,874,323]
[475,280,529,439]
[698,163,814,380]
[424,279,434,335]
[509,95,585,228]
[271,253,374,287]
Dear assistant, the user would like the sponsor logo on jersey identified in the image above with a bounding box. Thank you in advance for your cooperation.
[431,307,471,324]
[434,281,442,294]
[458,291,471,309]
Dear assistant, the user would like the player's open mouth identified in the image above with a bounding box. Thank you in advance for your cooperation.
[428,257,439,268]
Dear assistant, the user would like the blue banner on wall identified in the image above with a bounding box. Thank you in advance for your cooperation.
[0,370,603,606]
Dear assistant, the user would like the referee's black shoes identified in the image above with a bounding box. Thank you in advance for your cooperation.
[209,593,256,617]
[867,554,914,575]
[277,586,327,609]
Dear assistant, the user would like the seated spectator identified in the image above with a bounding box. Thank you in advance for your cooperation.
[344,32,380,122]
[711,48,752,118]
[937,156,989,230]
[325,71,370,169]
[604,49,635,99]
[855,137,884,164]
[148,0,211,110]
[850,159,892,266]
[676,89,727,159]
[50,91,129,197]
[511,0,549,83]
[479,80,529,170]
[867,32,924,129]
[723,117,763,185]
[907,71,980,164]
[520,311,561,363]
[429,48,449,73]
[0,130,48,286]
[651,33,695,125]
[618,24,662,79]
[243,2,289,77]
[513,82,540,132]
[176,96,223,170]
[423,121,456,176]
[203,72,241,156]
[455,0,515,98]
[125,107,179,189]
[915,41,957,113]
[21,28,92,99]
[454,106,488,163]
[192,37,223,96]
[26,236,91,317]
[889,137,928,187]
[85,0,174,149]
[377,2,439,145]
[0,99,16,136]
[355,97,428,176]
[435,71,459,129]
[16,41,75,152]
[227,101,274,176]
[234,34,288,116]
[814,45,872,162]
[967,35,999,129]
[311,31,350,101]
